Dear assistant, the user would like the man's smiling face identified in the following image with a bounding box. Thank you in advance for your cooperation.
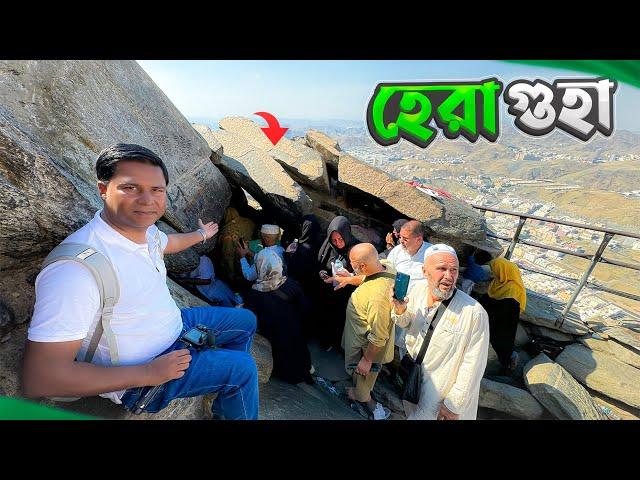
[98,160,168,231]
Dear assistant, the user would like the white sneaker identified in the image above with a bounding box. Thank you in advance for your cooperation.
[372,402,391,420]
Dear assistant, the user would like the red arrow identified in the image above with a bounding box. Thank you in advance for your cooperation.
[254,111,288,146]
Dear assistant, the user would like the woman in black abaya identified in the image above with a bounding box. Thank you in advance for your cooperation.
[316,216,361,351]
[245,249,313,385]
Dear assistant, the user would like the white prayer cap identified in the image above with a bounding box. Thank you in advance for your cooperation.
[261,224,280,235]
[424,243,458,259]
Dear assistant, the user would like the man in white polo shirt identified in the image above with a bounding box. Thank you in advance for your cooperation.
[22,144,259,420]
[386,220,431,357]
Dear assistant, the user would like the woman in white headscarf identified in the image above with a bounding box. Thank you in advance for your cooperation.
[245,249,314,384]
[252,248,287,292]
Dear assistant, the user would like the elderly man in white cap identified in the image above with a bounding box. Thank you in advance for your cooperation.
[391,244,489,420]
[237,224,285,282]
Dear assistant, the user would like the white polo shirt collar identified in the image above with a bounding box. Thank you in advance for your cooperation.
[92,209,151,253]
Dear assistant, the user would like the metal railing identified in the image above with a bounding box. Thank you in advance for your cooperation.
[472,204,640,325]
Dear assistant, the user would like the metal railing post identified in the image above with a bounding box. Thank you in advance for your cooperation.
[472,204,640,317]
[560,233,614,323]
[505,216,527,260]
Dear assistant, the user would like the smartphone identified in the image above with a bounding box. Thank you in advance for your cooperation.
[393,272,410,301]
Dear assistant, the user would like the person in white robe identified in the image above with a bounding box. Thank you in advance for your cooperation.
[391,244,489,420]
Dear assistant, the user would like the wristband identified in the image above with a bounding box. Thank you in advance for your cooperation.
[197,228,207,243]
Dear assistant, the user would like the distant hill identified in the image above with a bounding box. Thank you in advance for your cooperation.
[557,160,640,192]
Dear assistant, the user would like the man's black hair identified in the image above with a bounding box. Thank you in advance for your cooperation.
[473,249,493,265]
[95,143,169,185]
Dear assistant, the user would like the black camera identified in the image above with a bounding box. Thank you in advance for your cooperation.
[179,324,216,350]
[131,324,216,415]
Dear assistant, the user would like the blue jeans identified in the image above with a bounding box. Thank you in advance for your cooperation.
[121,306,259,420]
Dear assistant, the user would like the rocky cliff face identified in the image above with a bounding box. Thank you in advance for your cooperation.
[0,60,231,330]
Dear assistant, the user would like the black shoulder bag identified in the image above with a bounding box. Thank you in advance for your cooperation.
[399,289,456,405]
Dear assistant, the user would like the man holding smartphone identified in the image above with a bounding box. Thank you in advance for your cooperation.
[386,220,432,358]
[342,243,396,420]
[391,244,489,420]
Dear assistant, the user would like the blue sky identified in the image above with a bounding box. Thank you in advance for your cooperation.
[137,60,640,132]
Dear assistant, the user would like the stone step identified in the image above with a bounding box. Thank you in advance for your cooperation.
[556,343,640,410]
[479,378,545,420]
[523,353,607,420]
[521,291,589,336]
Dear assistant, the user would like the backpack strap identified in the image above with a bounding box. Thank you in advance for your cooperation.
[42,243,121,365]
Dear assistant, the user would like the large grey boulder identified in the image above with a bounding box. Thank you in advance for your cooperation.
[479,378,545,420]
[194,125,313,228]
[312,206,336,232]
[252,334,274,385]
[484,344,503,376]
[0,123,95,272]
[0,324,27,400]
[595,326,640,353]
[157,221,200,275]
[338,153,488,242]
[555,343,640,409]
[305,187,389,233]
[218,116,329,192]
[0,61,230,245]
[515,322,531,347]
[428,234,503,259]
[41,389,205,420]
[305,129,341,168]
[521,291,589,336]
[167,277,208,308]
[351,224,383,250]
[0,299,15,342]
[523,353,607,420]
[0,60,231,329]
[589,389,640,420]
[525,324,576,343]
[578,334,640,369]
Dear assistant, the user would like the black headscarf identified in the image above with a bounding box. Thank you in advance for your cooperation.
[317,216,359,271]
[286,215,323,284]
[299,214,322,249]
[392,218,409,234]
